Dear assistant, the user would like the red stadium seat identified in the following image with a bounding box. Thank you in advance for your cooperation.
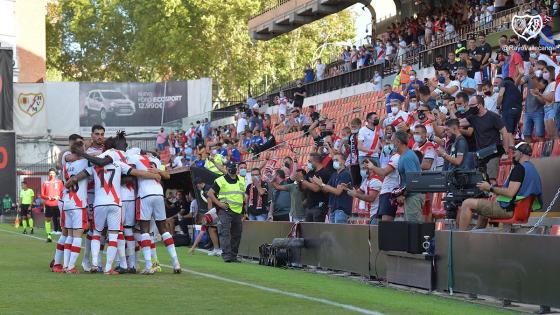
[490,196,535,225]
[552,139,560,157]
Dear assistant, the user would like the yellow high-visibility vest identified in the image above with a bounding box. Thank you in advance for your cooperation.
[215,175,245,214]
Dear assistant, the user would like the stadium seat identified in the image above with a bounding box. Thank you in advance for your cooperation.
[552,139,560,157]
[489,196,535,225]
[551,225,560,236]
[531,141,544,158]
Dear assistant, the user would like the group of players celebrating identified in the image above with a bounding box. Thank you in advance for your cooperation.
[50,125,181,275]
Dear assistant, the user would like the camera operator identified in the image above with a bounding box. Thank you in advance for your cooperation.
[457,142,543,230]
[295,153,333,222]
[461,95,511,184]
[436,119,469,171]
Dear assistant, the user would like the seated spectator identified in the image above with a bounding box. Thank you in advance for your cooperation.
[311,153,353,224]
[347,158,382,223]
[268,169,291,222]
[290,109,311,133]
[458,142,542,230]
[244,168,269,221]
[456,66,477,96]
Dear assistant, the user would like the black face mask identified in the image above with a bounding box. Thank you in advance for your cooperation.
[467,106,480,116]
[483,91,491,96]
[284,162,291,168]
[449,134,457,142]
[372,118,380,126]
[417,111,426,121]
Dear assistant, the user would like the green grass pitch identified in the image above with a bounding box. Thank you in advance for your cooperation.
[0,224,514,315]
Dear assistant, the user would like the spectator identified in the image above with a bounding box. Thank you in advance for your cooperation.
[367,135,400,216]
[393,131,424,223]
[433,55,446,71]
[296,153,332,222]
[444,51,461,77]
[347,118,362,187]
[347,158,382,223]
[532,66,557,139]
[383,99,409,128]
[456,66,477,96]
[311,153,353,224]
[518,62,546,143]
[268,169,291,222]
[236,112,248,136]
[418,85,437,111]
[481,80,499,113]
[156,128,168,152]
[293,81,306,109]
[316,59,326,81]
[244,168,269,221]
[220,140,241,163]
[444,20,456,41]
[291,109,310,133]
[379,125,396,168]
[463,95,511,184]
[476,33,492,82]
[383,84,406,114]
[412,124,438,171]
[304,64,314,83]
[432,68,460,98]
[271,169,306,222]
[437,119,469,170]
[358,112,383,167]
[371,70,382,92]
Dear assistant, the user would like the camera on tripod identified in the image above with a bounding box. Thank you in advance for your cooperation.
[405,170,488,219]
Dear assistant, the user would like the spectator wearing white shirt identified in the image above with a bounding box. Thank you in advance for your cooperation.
[347,158,383,223]
[371,70,382,92]
[383,99,410,129]
[358,112,383,166]
[432,69,460,98]
[444,21,456,41]
[236,112,248,135]
[481,80,499,113]
[316,58,326,81]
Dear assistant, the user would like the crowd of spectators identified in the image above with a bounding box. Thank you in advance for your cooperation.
[154,0,552,229]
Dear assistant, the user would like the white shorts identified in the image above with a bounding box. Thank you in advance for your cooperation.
[122,200,136,227]
[137,195,166,222]
[63,208,88,230]
[93,205,122,232]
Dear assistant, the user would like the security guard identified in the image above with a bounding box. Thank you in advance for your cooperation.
[207,161,245,263]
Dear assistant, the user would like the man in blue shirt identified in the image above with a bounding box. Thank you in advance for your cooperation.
[383,84,406,115]
[403,70,424,98]
[394,131,424,222]
[219,140,241,163]
[456,67,477,96]
[250,130,264,146]
[311,153,353,224]
[242,131,252,150]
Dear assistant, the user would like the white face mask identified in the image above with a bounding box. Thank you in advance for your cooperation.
[543,72,550,80]
[530,52,538,59]
[410,75,416,81]
[535,69,543,78]
[493,86,500,93]
[391,106,399,114]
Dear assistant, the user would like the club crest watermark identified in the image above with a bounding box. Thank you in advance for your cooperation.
[511,14,543,41]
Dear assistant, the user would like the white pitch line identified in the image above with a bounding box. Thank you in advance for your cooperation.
[0,228,383,315]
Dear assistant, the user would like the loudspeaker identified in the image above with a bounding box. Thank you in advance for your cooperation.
[408,222,435,254]
[378,221,409,251]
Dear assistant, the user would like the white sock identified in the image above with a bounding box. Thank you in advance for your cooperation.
[68,237,82,269]
[104,233,118,272]
[141,233,152,269]
[91,231,101,267]
[82,231,92,268]
[117,233,127,269]
[162,232,179,267]
[54,235,66,266]
[63,236,73,269]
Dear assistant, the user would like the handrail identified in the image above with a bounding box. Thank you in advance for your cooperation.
[250,0,291,20]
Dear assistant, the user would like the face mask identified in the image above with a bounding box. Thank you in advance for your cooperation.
[410,75,416,81]
[391,106,399,114]
[457,106,465,114]
[413,134,423,143]
[417,111,426,120]
[351,128,359,134]
[438,76,446,84]
[360,169,368,178]
[373,118,380,126]
[239,169,247,176]
[543,72,550,80]
[333,161,341,170]
[284,162,291,168]
[484,91,492,96]
[253,175,260,181]
[383,144,396,155]
[307,162,314,170]
[530,53,538,59]
[493,86,500,93]
[439,106,449,115]
[535,69,543,78]
[467,106,480,116]
[409,102,417,111]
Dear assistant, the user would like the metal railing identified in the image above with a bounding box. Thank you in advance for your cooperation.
[251,0,291,19]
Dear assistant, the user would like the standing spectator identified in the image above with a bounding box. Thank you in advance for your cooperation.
[383,84,406,114]
[268,169,291,222]
[304,64,314,83]
[343,47,352,72]
[481,80,499,113]
[437,119,469,171]
[518,62,546,143]
[412,124,438,171]
[347,158,382,223]
[433,69,460,98]
[532,66,557,139]
[236,112,248,136]
[393,131,424,223]
[424,17,433,47]
[293,81,306,109]
[316,59,326,81]
[296,153,332,222]
[463,95,511,184]
[506,43,524,80]
[371,70,382,92]
[358,112,383,167]
[476,33,492,82]
[351,46,359,70]
[433,55,446,71]
[444,51,461,77]
[271,169,306,222]
[311,153,353,224]
[404,70,423,97]
[383,99,410,128]
[156,128,168,152]
[244,168,269,221]
[444,20,456,41]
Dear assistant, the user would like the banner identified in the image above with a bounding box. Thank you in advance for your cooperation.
[13,83,48,136]
[0,50,14,130]
[46,82,80,137]
[0,132,16,203]
[79,82,188,135]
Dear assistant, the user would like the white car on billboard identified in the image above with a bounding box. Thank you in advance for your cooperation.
[83,89,136,121]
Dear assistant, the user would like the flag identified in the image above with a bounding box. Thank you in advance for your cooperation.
[0,49,13,130]
[13,83,48,136]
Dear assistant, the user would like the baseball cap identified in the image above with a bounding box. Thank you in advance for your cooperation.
[512,142,532,156]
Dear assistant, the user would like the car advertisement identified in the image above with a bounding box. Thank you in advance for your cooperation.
[79,81,188,134]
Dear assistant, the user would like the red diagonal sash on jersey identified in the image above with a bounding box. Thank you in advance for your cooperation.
[139,155,160,184]
[69,190,83,208]
[95,166,120,205]
[115,150,127,163]
[367,125,381,156]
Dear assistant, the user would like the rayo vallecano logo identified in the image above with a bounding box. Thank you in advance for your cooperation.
[512,14,543,41]
[18,93,45,117]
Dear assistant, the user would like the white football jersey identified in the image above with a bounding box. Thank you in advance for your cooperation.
[86,146,104,196]
[61,158,89,210]
[127,154,163,198]
[86,149,131,207]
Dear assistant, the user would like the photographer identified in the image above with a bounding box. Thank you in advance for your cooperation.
[295,153,333,222]
[461,95,511,184]
[457,142,543,230]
